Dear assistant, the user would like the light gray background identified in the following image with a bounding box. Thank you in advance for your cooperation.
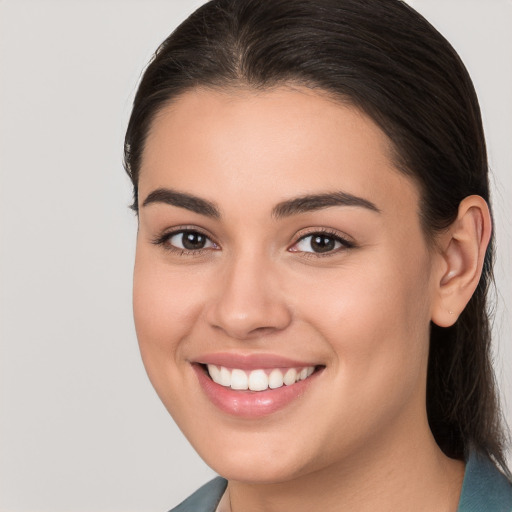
[0,1,510,511]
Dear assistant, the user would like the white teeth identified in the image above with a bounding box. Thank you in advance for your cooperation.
[231,369,249,390]
[283,368,297,386]
[219,366,231,387]
[208,364,221,382]
[268,368,284,389]
[248,370,268,391]
[205,364,316,392]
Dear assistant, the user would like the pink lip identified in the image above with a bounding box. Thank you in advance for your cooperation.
[195,352,318,370]
[192,361,323,419]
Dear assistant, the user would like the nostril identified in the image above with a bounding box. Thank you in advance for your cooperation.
[250,326,281,336]
[209,322,288,341]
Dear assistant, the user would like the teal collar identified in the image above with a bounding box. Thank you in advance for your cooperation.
[170,451,512,512]
[457,450,512,511]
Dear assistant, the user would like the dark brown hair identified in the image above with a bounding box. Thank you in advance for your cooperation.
[124,0,509,471]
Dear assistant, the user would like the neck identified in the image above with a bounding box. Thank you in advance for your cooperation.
[226,417,465,512]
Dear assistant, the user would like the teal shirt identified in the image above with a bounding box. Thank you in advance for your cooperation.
[170,452,512,512]
[457,451,512,511]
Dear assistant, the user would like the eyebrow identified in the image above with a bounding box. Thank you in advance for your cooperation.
[271,191,380,219]
[141,188,380,219]
[142,188,220,218]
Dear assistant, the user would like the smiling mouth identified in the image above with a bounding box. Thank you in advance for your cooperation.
[203,364,320,392]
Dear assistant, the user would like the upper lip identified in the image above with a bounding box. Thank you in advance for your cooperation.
[193,352,321,370]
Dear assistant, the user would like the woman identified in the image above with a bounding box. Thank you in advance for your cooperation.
[124,0,512,510]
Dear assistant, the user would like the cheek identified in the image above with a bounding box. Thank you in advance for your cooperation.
[132,247,214,426]
[132,247,205,367]
[293,250,432,398]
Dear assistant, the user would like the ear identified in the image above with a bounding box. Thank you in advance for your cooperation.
[431,195,492,328]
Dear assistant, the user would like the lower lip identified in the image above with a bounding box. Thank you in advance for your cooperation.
[193,364,321,418]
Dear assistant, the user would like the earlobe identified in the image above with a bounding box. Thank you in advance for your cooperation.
[431,195,491,328]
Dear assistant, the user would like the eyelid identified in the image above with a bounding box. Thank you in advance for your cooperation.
[288,227,355,255]
[150,225,354,257]
[151,225,220,254]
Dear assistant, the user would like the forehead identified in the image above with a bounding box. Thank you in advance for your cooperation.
[139,86,419,216]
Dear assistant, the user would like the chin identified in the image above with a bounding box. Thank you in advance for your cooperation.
[209,456,308,485]
[189,430,317,484]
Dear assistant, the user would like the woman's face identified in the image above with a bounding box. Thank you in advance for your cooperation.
[134,86,442,483]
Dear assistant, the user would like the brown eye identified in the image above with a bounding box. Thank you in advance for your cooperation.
[166,230,216,251]
[310,235,336,253]
[181,231,207,250]
[290,232,353,255]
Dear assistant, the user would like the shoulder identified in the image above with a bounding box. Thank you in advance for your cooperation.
[168,477,228,512]
[457,451,512,512]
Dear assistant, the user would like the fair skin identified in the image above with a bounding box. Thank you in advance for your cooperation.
[133,86,491,512]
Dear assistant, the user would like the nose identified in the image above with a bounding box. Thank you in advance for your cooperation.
[205,252,292,340]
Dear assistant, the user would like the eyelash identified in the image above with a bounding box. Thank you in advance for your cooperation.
[151,227,219,256]
[151,227,355,257]
[289,228,355,258]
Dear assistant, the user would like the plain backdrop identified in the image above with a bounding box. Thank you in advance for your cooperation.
[0,1,511,511]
